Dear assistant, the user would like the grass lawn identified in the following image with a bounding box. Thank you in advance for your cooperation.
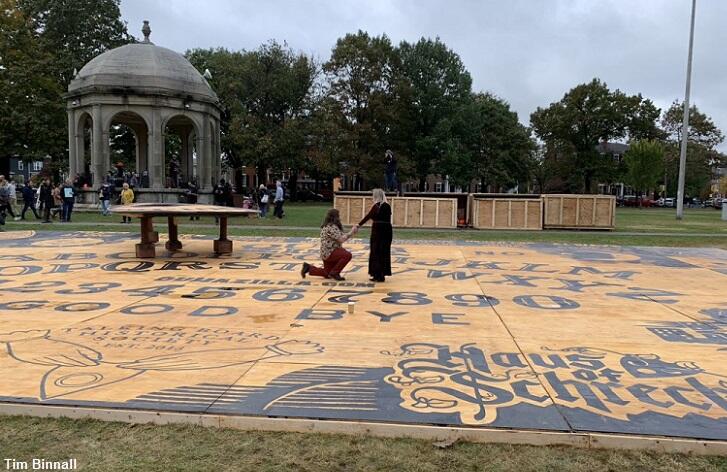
[615,207,727,234]
[1,415,725,472]
[4,204,726,248]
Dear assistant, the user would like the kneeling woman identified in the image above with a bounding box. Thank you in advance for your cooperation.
[301,209,357,281]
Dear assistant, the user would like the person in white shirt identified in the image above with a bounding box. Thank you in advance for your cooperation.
[8,180,19,221]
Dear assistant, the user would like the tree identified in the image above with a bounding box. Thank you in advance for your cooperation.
[0,0,132,175]
[323,31,398,188]
[661,100,724,149]
[437,93,533,191]
[660,101,725,198]
[0,0,64,164]
[623,140,663,201]
[18,0,132,86]
[394,37,472,189]
[530,78,660,193]
[188,42,317,194]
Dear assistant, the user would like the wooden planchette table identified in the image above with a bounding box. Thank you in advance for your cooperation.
[113,203,259,258]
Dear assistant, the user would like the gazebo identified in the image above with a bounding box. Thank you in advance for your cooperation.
[65,21,222,203]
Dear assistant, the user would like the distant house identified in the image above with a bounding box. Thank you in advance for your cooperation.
[711,166,727,196]
[596,142,630,198]
[6,157,45,183]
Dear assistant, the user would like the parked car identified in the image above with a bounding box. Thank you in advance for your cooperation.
[705,198,714,208]
[663,198,676,208]
[622,195,653,207]
[715,198,725,209]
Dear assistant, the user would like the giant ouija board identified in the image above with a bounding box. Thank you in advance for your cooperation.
[0,230,726,441]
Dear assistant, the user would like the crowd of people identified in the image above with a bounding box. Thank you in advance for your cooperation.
[0,175,78,228]
[0,173,290,230]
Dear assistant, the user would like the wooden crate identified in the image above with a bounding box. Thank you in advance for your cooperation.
[334,195,457,228]
[543,194,616,230]
[471,197,543,230]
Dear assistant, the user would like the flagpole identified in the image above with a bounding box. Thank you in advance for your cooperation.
[676,0,697,220]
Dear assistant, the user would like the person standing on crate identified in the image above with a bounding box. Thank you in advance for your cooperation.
[384,150,397,193]
[354,188,392,283]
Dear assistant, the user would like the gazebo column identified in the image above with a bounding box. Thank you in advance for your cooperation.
[67,110,77,178]
[131,124,148,177]
[175,125,193,184]
[198,125,209,190]
[184,130,195,182]
[149,108,164,188]
[75,116,86,180]
[212,119,221,184]
[204,118,213,189]
[91,104,104,186]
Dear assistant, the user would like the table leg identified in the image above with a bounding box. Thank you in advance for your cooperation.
[213,216,233,254]
[135,216,156,258]
[165,216,183,251]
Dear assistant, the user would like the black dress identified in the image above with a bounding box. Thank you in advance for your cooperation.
[359,202,392,280]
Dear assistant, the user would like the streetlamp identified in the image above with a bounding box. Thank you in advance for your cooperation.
[676,0,697,220]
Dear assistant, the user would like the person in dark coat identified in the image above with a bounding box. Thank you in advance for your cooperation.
[384,150,397,192]
[61,180,75,222]
[39,179,54,223]
[186,180,200,220]
[20,182,40,219]
[355,188,392,282]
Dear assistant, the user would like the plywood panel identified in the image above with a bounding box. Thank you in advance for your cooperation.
[391,199,407,227]
[335,196,457,229]
[421,200,437,227]
[405,199,422,227]
[0,232,725,440]
[526,200,543,229]
[471,198,543,230]
[543,195,616,230]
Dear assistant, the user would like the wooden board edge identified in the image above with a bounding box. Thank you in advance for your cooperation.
[543,225,615,231]
[2,403,725,456]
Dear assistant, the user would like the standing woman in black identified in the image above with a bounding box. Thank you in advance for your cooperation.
[355,188,392,282]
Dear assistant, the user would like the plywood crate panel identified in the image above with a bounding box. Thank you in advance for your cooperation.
[542,194,616,230]
[471,197,543,230]
[334,195,457,228]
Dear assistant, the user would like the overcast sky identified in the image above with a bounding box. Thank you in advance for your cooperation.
[120,0,727,151]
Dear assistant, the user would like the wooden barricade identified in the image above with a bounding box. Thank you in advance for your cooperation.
[470,195,543,230]
[542,194,616,230]
[334,194,457,229]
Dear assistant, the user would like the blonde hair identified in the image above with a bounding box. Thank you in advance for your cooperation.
[372,188,387,204]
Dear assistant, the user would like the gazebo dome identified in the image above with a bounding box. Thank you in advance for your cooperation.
[65,21,222,198]
[68,29,217,104]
